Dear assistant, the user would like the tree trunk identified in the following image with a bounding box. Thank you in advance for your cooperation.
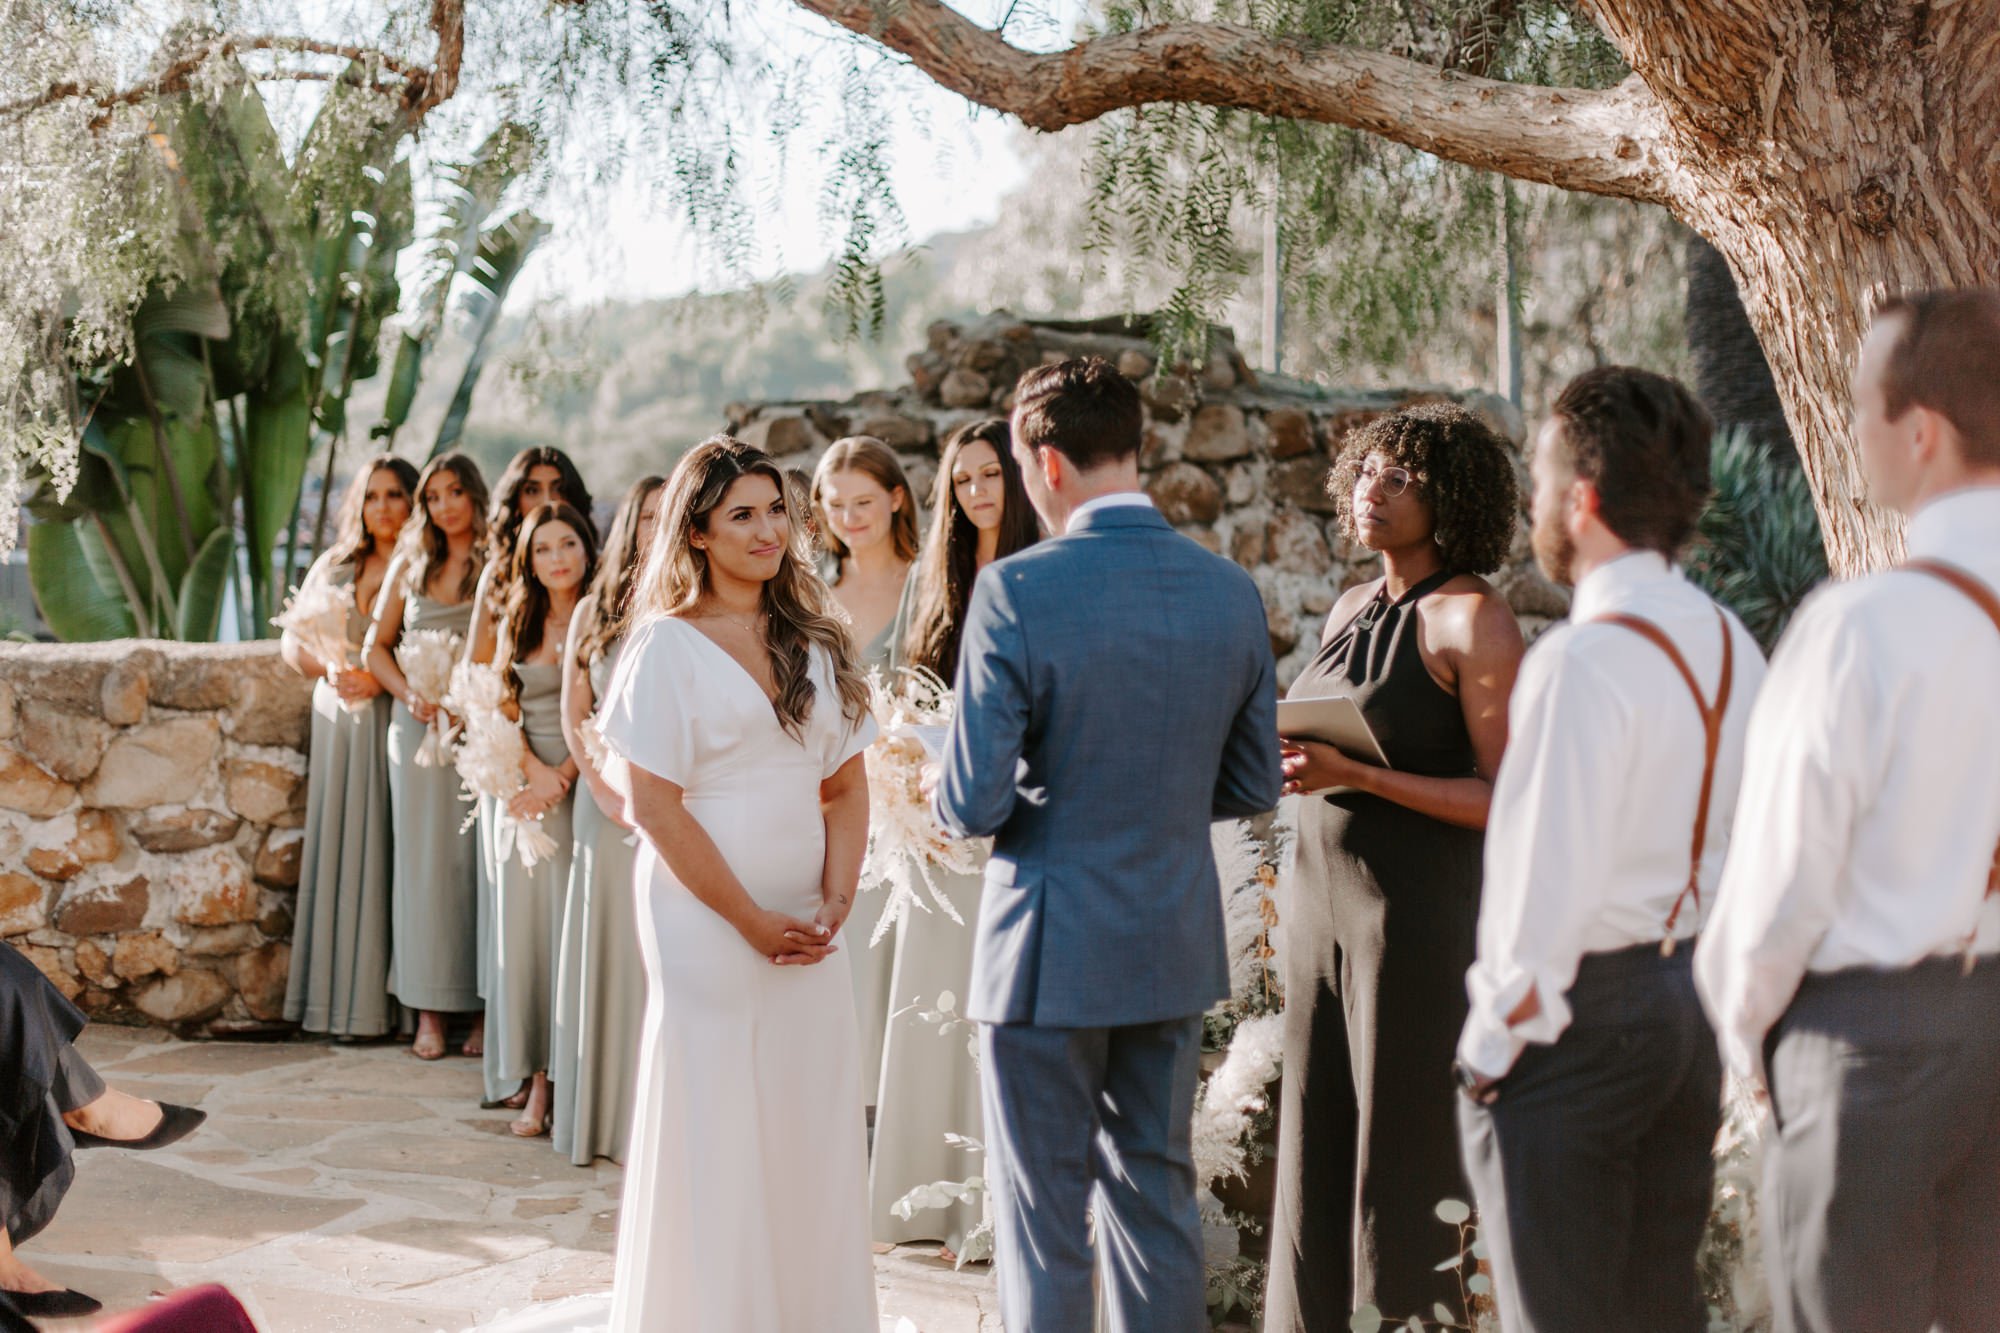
[1684,232,1793,464]
[1650,1,2000,575]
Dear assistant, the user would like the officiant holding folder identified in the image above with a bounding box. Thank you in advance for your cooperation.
[1265,404,1526,1328]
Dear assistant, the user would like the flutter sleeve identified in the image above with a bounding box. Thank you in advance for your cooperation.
[820,648,878,779]
[598,618,694,789]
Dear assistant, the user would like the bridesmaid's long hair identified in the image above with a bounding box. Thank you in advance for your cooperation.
[485,447,598,614]
[902,418,1040,680]
[575,474,666,668]
[400,453,489,602]
[637,435,869,740]
[325,455,419,575]
[499,501,598,711]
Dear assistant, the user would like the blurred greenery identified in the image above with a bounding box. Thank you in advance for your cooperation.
[1687,428,1830,651]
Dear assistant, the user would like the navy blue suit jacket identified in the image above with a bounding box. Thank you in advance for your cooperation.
[935,502,1282,1027]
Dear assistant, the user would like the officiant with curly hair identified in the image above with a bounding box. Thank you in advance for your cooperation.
[1265,404,1526,1327]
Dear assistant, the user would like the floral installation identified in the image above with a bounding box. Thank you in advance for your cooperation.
[447,660,558,870]
[888,988,994,1269]
[857,665,988,944]
[1193,818,1289,1194]
[395,628,463,765]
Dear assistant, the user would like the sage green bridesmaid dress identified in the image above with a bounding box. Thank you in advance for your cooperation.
[483,663,575,1102]
[846,573,910,1107]
[284,566,400,1036]
[385,591,480,1015]
[551,640,645,1165]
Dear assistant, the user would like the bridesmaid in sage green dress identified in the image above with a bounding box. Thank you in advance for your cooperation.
[811,437,920,1111]
[484,501,596,1139]
[553,475,664,1165]
[366,453,488,1062]
[463,448,596,1089]
[282,455,417,1038]
[871,418,1041,1252]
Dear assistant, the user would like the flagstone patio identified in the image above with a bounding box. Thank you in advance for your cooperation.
[23,1025,996,1332]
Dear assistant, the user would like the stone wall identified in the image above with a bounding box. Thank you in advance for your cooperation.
[0,642,310,1033]
[728,311,1570,685]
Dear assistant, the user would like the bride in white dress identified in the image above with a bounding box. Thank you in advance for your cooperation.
[490,436,880,1332]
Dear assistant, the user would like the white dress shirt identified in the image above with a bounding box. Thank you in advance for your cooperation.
[1067,490,1156,527]
[1696,486,2000,1085]
[1458,552,1767,1079]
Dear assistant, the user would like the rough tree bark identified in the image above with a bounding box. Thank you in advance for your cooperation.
[794,0,2000,574]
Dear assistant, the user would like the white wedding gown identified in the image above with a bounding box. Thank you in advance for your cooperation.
[481,615,880,1332]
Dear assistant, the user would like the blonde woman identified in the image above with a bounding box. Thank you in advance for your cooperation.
[594,436,878,1331]
[811,436,920,1107]
[812,435,919,670]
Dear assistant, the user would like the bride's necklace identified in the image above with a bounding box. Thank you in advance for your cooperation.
[712,606,766,639]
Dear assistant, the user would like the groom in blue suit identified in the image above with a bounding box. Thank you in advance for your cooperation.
[933,357,1282,1332]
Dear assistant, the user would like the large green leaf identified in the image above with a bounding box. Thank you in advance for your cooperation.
[432,210,548,457]
[240,341,313,625]
[114,283,230,424]
[374,332,424,442]
[174,526,236,641]
[28,521,141,641]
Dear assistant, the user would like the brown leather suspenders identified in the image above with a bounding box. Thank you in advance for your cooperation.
[1904,558,2000,970]
[1589,606,1736,955]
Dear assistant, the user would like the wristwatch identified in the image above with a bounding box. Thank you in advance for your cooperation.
[1452,1058,1502,1106]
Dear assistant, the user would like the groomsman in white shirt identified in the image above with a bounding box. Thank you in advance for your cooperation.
[1696,288,2000,1332]
[1454,366,1766,1331]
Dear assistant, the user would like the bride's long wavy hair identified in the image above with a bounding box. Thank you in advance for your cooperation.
[636,435,869,739]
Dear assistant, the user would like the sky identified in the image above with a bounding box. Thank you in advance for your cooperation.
[242,0,1065,308]
[512,99,1032,307]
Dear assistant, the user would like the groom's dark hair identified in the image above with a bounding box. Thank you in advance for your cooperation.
[1012,357,1144,473]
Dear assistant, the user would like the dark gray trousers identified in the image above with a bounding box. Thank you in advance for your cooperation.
[981,1016,1207,1333]
[1766,956,2000,1333]
[1458,944,1720,1333]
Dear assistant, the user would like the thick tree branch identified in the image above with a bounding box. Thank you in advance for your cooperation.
[0,4,465,125]
[793,0,1675,204]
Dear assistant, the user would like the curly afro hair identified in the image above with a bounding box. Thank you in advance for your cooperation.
[1327,402,1520,576]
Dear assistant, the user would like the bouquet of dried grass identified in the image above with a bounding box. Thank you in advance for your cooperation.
[272,579,354,678]
[858,666,988,944]
[449,662,559,870]
[396,629,463,765]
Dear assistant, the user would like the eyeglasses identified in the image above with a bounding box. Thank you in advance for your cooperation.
[1356,462,1416,498]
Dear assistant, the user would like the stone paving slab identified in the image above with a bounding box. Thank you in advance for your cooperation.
[20,1026,997,1332]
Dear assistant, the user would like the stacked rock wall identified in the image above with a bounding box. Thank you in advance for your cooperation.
[730,312,1569,684]
[0,642,309,1032]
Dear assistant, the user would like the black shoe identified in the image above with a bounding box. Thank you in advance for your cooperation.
[0,1288,33,1333]
[70,1102,206,1152]
[9,1287,103,1317]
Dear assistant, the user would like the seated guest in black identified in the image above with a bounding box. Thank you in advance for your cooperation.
[1,944,204,1318]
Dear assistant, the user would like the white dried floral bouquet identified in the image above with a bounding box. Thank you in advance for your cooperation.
[858,665,989,944]
[395,629,463,764]
[272,579,357,701]
[447,661,559,870]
